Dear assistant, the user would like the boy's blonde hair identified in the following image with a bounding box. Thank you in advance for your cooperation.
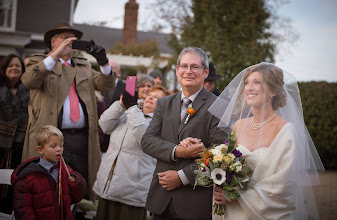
[36,125,64,147]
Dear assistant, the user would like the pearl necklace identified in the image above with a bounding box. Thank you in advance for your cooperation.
[250,113,276,130]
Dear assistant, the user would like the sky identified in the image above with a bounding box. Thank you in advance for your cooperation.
[74,0,337,82]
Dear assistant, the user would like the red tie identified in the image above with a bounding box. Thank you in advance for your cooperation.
[63,62,80,122]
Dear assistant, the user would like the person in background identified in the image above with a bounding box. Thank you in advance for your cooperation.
[204,62,222,96]
[11,125,86,220]
[0,54,30,214]
[149,69,163,86]
[101,59,126,108]
[136,74,154,109]
[141,47,226,219]
[21,22,115,200]
[24,56,30,67]
[94,85,170,220]
[100,60,125,153]
[95,90,108,153]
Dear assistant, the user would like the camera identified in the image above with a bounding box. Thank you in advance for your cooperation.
[72,40,94,51]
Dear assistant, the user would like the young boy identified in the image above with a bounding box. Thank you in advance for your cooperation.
[11,125,87,220]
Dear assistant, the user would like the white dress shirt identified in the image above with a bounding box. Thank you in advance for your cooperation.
[172,88,202,185]
[43,56,112,128]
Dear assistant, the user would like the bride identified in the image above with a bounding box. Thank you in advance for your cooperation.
[208,63,324,219]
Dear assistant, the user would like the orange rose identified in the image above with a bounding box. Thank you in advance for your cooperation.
[205,158,210,166]
[203,151,211,160]
[187,108,196,115]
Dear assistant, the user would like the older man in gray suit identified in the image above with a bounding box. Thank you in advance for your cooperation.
[142,47,226,220]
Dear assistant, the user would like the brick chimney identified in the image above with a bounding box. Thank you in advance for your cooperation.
[122,0,139,46]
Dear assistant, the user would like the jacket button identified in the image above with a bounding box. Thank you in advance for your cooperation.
[34,66,38,71]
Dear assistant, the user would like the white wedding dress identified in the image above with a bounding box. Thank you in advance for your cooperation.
[213,145,269,220]
[209,63,324,220]
[213,123,307,220]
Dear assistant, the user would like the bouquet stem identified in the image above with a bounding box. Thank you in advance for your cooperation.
[212,203,226,216]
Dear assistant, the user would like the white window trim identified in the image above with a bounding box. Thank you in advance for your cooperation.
[0,0,17,32]
[69,0,75,25]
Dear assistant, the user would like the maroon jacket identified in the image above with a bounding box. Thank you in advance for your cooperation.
[11,157,87,220]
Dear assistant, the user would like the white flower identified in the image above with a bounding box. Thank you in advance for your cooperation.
[216,144,228,153]
[211,144,228,156]
[228,153,236,161]
[211,168,227,185]
[213,154,223,163]
[211,148,221,156]
[233,161,242,173]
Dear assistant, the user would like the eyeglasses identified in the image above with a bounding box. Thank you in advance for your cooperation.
[178,64,205,71]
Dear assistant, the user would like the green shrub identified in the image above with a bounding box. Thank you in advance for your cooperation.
[299,81,337,169]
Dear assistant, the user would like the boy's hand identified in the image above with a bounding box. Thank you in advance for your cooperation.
[68,176,75,182]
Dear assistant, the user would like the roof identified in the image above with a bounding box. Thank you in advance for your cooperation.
[73,23,174,55]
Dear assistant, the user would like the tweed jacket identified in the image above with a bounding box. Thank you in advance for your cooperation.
[141,88,226,219]
[21,53,115,199]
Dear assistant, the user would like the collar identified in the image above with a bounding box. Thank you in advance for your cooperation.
[181,88,202,102]
[144,112,154,118]
[38,157,58,171]
[60,58,71,66]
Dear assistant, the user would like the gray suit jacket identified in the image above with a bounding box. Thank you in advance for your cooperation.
[141,88,226,219]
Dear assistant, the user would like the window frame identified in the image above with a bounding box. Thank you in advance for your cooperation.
[0,0,17,32]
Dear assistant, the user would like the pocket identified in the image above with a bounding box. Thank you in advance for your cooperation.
[113,153,139,182]
[107,174,138,199]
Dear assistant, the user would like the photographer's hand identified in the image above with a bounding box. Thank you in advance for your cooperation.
[51,37,77,61]
[88,40,108,66]
[121,90,138,109]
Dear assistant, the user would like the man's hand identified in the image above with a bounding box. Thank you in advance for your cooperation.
[179,137,201,147]
[51,37,77,61]
[158,170,181,191]
[175,140,206,159]
[88,41,108,66]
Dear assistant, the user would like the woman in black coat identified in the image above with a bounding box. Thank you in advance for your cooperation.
[0,54,30,214]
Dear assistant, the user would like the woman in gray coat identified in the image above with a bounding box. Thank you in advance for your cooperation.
[94,85,170,220]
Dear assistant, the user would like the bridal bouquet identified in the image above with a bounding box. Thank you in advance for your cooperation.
[194,132,251,215]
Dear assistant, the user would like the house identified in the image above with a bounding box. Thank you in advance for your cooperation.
[0,0,174,76]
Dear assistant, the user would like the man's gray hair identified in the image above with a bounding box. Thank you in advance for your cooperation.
[177,47,209,67]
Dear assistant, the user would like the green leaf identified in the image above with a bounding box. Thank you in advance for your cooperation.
[223,189,240,202]
[223,184,234,191]
[209,160,215,171]
[230,175,239,187]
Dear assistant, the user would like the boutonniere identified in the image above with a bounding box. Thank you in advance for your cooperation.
[184,104,196,124]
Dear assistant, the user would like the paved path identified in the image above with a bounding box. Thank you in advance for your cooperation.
[313,170,337,220]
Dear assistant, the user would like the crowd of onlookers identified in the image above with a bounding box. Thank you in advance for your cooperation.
[0,20,325,220]
[0,22,223,220]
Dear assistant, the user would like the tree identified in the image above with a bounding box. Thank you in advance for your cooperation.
[147,0,296,88]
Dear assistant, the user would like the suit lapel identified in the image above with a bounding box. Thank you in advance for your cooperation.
[73,59,89,85]
[172,93,182,137]
[178,88,207,135]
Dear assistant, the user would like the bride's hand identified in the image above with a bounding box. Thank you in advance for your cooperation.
[213,185,238,205]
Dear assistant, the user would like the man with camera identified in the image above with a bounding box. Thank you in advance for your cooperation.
[21,22,115,200]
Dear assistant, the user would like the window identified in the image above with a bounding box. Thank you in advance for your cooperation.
[0,0,17,31]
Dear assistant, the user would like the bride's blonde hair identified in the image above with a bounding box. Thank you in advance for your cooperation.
[238,63,287,110]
